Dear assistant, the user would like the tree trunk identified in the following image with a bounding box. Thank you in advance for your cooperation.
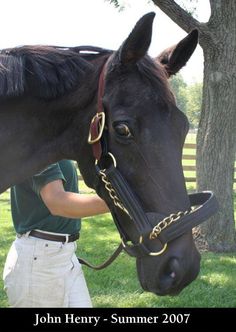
[153,0,236,252]
[196,3,236,251]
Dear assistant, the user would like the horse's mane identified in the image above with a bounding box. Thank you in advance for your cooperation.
[0,45,112,100]
[0,44,173,104]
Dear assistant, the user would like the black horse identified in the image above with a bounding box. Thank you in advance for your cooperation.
[0,13,214,296]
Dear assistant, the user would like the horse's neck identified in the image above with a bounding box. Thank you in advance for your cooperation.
[0,56,107,193]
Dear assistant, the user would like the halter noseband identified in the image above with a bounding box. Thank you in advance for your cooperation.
[87,59,219,259]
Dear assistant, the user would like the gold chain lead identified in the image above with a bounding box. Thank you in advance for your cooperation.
[149,210,191,240]
[99,163,193,241]
[99,170,131,217]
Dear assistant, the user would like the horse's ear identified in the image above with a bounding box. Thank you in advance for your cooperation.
[157,29,199,77]
[119,12,155,65]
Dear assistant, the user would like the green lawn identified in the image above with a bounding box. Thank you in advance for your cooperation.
[0,188,236,308]
[0,133,235,307]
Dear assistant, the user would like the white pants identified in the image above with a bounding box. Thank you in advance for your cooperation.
[3,234,92,307]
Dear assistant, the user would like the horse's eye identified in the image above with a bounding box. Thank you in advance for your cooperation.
[114,123,132,138]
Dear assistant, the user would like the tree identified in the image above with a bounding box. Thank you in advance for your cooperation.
[152,0,236,251]
[108,0,236,252]
[170,75,202,129]
[186,82,202,129]
[170,74,188,115]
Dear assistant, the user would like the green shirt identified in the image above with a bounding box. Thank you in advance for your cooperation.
[11,160,81,234]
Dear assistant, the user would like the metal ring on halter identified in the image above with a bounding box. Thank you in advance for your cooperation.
[121,237,167,256]
[149,243,168,256]
[95,152,117,168]
[121,236,143,248]
[121,238,135,248]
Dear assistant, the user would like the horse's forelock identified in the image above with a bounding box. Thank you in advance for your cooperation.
[138,56,175,106]
[107,53,175,108]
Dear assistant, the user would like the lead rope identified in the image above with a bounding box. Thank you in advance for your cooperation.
[78,243,123,270]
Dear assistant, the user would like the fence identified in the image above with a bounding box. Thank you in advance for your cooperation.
[183,143,236,184]
[183,143,197,183]
[78,143,236,186]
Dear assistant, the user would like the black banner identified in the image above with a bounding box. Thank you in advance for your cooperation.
[0,308,235,332]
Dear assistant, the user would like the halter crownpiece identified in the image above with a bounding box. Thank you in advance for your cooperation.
[88,60,108,161]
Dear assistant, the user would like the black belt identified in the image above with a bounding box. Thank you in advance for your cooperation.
[28,230,80,243]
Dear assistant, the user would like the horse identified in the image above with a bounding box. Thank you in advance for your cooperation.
[0,12,218,296]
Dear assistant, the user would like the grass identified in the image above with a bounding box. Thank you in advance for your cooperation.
[80,216,236,308]
[0,133,235,308]
[0,189,236,308]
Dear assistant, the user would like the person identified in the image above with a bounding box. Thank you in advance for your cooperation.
[3,160,109,307]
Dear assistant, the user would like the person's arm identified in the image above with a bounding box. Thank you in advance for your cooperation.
[40,179,110,218]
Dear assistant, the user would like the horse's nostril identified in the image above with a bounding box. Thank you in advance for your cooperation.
[156,257,184,295]
[165,258,181,279]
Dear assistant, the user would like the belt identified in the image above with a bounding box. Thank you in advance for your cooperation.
[28,230,80,243]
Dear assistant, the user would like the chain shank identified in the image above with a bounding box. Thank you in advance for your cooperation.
[99,168,195,241]
[149,210,191,240]
[99,170,130,216]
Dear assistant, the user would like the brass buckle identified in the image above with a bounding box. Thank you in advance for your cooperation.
[88,112,105,144]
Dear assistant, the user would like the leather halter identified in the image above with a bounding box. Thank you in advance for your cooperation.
[88,61,107,161]
[86,59,219,262]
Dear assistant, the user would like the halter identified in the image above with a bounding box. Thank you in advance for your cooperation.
[85,59,219,264]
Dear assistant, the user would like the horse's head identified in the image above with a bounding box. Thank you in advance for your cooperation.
[88,13,202,296]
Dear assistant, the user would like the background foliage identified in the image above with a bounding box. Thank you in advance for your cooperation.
[170,74,202,129]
